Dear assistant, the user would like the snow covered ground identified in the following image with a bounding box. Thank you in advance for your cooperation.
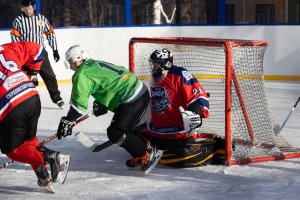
[1,81,300,200]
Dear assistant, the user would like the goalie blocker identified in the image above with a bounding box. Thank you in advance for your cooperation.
[143,134,226,168]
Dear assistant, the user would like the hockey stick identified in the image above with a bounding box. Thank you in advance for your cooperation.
[75,123,149,152]
[274,96,300,135]
[0,134,58,170]
[74,132,114,152]
[0,111,93,170]
[93,140,114,152]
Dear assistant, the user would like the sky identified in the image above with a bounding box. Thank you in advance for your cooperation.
[0,81,300,200]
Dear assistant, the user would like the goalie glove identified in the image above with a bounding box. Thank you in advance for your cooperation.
[179,106,202,135]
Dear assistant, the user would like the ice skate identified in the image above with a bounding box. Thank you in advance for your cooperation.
[141,144,163,175]
[35,165,55,194]
[126,156,142,168]
[44,149,71,184]
[126,142,162,175]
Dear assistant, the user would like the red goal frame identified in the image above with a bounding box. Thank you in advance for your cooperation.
[129,37,300,166]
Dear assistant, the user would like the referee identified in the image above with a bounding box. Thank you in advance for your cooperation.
[10,0,64,109]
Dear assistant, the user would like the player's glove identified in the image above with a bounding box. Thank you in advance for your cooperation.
[57,116,75,140]
[23,66,39,86]
[179,106,202,134]
[93,101,108,117]
[30,74,39,86]
[53,50,60,62]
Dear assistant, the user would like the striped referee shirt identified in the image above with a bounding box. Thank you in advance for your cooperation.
[10,12,57,51]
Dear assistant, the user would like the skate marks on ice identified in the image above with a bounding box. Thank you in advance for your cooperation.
[2,133,300,199]
[2,81,300,199]
[0,169,55,195]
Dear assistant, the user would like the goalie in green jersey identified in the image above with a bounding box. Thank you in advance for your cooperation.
[56,44,162,174]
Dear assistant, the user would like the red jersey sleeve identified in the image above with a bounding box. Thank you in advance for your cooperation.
[23,42,45,71]
[178,68,210,118]
[1,42,45,71]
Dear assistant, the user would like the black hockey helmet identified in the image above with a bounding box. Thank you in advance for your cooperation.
[149,48,173,70]
[21,0,35,6]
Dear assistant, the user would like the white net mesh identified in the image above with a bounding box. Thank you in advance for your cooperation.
[130,37,300,164]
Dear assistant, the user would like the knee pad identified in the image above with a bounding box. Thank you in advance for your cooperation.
[107,126,125,143]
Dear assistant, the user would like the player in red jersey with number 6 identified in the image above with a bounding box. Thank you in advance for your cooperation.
[0,42,70,193]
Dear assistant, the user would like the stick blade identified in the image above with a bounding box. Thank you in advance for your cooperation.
[74,132,98,151]
[93,140,114,152]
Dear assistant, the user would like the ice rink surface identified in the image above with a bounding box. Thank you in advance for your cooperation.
[0,81,300,200]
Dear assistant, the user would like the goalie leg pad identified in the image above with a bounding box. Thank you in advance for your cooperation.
[211,137,226,165]
[158,138,227,168]
[144,134,227,167]
[159,139,216,168]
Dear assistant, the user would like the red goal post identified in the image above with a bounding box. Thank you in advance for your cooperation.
[129,37,300,166]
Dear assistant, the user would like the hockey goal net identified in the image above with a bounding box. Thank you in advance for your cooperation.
[129,37,300,166]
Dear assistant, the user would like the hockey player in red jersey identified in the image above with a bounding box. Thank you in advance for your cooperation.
[142,48,225,168]
[0,42,70,193]
[146,48,209,140]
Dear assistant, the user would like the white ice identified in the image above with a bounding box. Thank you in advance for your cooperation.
[0,81,300,200]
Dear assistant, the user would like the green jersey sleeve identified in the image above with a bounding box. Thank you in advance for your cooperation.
[70,59,142,112]
[71,70,95,113]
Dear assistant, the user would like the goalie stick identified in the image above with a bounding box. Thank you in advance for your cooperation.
[274,95,300,135]
[0,111,93,170]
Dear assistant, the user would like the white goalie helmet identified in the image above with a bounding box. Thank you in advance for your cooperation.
[64,44,89,69]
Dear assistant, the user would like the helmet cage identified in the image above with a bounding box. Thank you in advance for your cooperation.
[149,48,173,71]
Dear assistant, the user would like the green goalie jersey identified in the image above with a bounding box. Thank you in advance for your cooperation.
[70,59,142,113]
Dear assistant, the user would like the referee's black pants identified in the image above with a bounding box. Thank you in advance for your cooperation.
[39,51,62,103]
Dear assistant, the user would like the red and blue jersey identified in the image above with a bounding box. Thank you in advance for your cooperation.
[145,66,209,140]
[0,42,45,121]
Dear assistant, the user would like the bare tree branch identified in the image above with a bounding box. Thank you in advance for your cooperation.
[153,0,176,24]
